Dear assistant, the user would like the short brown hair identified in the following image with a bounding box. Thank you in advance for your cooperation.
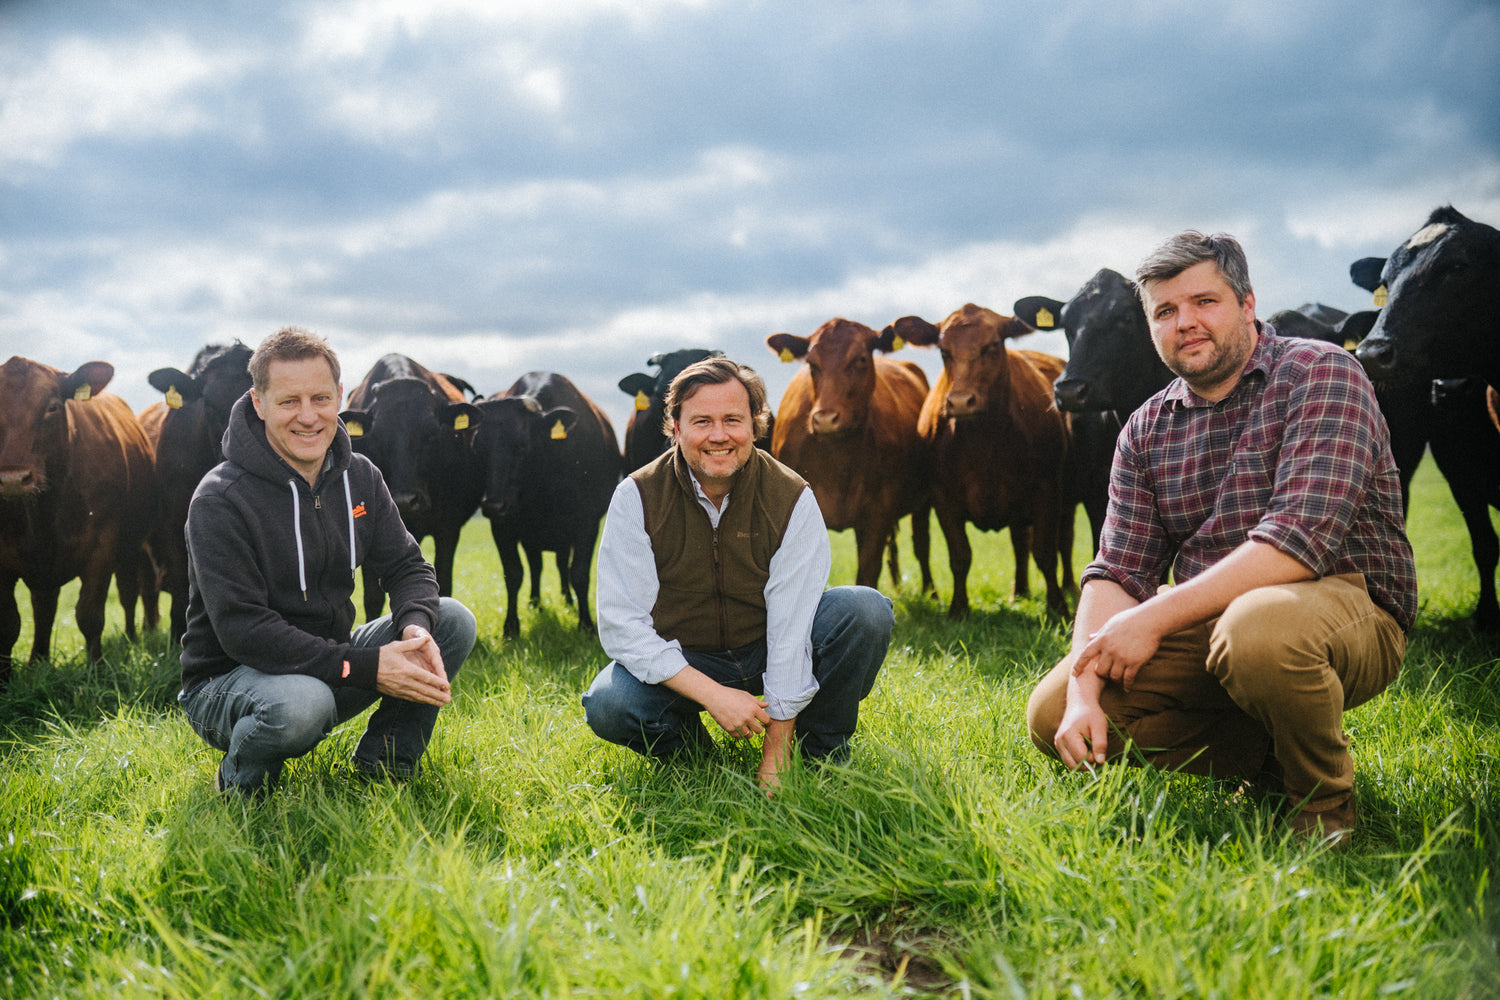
[248,326,341,394]
[663,357,771,439]
[1135,231,1254,305]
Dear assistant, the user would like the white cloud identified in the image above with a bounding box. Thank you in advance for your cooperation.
[0,33,245,167]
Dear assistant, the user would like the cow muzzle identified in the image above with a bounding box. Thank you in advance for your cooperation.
[1053,379,1091,412]
[0,467,43,499]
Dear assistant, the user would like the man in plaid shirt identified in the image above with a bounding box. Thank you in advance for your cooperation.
[1026,231,1416,845]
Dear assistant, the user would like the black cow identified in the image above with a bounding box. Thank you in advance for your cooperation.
[144,342,254,641]
[1354,206,1500,387]
[339,354,484,621]
[618,349,723,472]
[473,371,620,638]
[1014,269,1158,555]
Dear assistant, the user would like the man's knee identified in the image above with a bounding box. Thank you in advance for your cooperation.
[815,586,895,647]
[433,597,478,680]
[580,664,637,742]
[254,677,339,755]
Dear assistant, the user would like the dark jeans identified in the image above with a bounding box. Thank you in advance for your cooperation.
[180,597,477,793]
[581,586,893,761]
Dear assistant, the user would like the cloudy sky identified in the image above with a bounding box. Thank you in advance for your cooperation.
[3,0,1497,440]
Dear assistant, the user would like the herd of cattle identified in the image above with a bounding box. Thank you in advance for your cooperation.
[1,205,1495,684]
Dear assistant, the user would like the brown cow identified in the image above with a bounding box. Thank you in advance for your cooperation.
[889,304,1069,618]
[765,319,933,593]
[1,357,157,681]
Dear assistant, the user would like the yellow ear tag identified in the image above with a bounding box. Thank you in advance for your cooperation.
[778,347,795,363]
[634,391,650,410]
[1343,338,1358,352]
[1373,285,1388,308]
[1034,307,1055,329]
[165,387,184,409]
[550,419,568,440]
[73,384,92,401]
[345,420,363,437]
[891,335,905,351]
[453,413,469,431]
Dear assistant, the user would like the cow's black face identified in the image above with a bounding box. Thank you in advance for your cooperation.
[1052,269,1164,415]
[475,398,537,520]
[1355,208,1500,386]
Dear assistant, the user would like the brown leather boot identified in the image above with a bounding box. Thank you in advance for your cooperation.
[1287,796,1357,849]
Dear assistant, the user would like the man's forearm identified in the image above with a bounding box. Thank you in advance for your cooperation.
[1128,539,1314,640]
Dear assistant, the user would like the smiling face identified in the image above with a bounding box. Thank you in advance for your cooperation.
[250,356,343,484]
[672,377,755,502]
[1140,259,1259,402]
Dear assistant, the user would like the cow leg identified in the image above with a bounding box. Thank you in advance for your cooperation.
[557,548,574,606]
[1031,507,1067,615]
[114,544,147,643]
[1057,502,1078,594]
[1451,489,1500,633]
[935,505,972,619]
[492,521,525,639]
[852,524,887,591]
[910,507,935,599]
[362,563,386,622]
[884,529,902,591]
[523,541,545,607]
[431,525,461,598]
[0,575,20,684]
[569,530,599,634]
[1009,526,1032,599]
[75,554,115,661]
[27,584,61,663]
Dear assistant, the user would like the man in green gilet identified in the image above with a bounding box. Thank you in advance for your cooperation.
[582,357,894,789]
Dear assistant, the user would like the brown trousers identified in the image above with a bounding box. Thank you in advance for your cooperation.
[1026,574,1407,813]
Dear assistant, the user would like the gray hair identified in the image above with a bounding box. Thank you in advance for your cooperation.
[1135,231,1253,305]
[248,326,341,394]
[663,357,771,439]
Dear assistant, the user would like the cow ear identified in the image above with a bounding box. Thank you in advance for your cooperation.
[440,373,480,400]
[766,334,810,363]
[1002,316,1037,339]
[63,361,114,402]
[619,372,654,397]
[1349,257,1386,294]
[339,409,371,438]
[1013,296,1066,331]
[1335,310,1379,351]
[149,367,203,407]
[542,406,578,441]
[646,352,666,367]
[874,325,905,353]
[883,316,940,348]
[443,401,483,432]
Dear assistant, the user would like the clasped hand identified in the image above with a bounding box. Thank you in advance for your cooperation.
[1072,603,1161,691]
[375,627,450,706]
[705,687,771,739]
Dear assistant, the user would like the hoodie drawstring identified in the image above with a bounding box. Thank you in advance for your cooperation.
[343,471,357,573]
[289,480,308,600]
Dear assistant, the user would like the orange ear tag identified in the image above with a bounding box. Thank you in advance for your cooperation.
[73,385,92,401]
[550,420,568,440]
[778,348,795,363]
[345,420,364,437]
[453,413,469,431]
[1034,307,1055,329]
[634,391,650,410]
[1373,285,1388,308]
[165,387,184,409]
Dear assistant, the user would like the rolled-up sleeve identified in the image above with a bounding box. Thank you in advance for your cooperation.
[761,488,830,720]
[1248,351,1380,574]
[1082,421,1172,603]
[595,479,690,685]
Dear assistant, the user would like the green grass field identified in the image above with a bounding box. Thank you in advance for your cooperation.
[2,460,1497,998]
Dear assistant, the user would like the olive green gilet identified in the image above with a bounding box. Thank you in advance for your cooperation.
[632,446,808,652]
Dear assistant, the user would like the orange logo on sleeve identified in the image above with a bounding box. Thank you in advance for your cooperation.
[352,503,367,519]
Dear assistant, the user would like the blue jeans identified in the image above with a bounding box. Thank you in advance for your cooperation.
[180,598,477,793]
[581,586,893,762]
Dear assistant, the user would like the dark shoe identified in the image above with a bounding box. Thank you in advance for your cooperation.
[350,756,418,782]
[214,761,268,801]
[1287,797,1357,849]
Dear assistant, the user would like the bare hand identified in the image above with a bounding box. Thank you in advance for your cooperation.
[376,635,451,706]
[704,688,772,739]
[401,624,446,679]
[1074,604,1161,691]
[757,718,796,795]
[1054,697,1110,769]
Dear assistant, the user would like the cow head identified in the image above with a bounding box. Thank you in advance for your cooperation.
[0,357,115,499]
[891,304,1029,420]
[148,341,254,462]
[767,319,899,435]
[617,347,722,470]
[1353,206,1500,386]
[339,376,482,520]
[473,395,578,519]
[1267,304,1350,347]
[1015,268,1166,415]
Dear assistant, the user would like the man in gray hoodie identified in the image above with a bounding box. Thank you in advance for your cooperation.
[178,326,476,797]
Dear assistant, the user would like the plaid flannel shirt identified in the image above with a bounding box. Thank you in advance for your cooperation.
[1081,322,1418,632]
